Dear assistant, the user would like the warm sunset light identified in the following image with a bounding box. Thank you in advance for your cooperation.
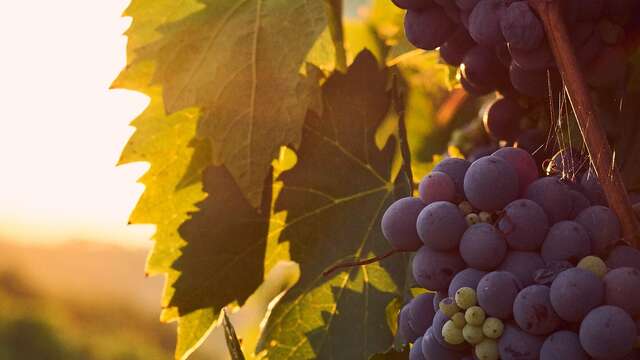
[0,1,153,246]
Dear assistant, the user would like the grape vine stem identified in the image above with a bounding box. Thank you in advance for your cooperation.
[322,249,401,277]
[528,0,640,247]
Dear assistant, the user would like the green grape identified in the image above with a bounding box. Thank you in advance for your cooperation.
[478,211,492,223]
[459,201,474,215]
[465,306,486,326]
[482,317,504,339]
[452,312,467,328]
[466,213,480,226]
[463,324,484,345]
[577,255,608,279]
[455,287,477,309]
[439,297,462,318]
[475,338,499,360]
[442,320,465,345]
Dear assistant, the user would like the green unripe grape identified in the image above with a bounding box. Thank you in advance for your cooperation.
[442,320,465,345]
[455,287,477,309]
[475,339,499,360]
[459,201,474,215]
[439,297,461,318]
[466,213,480,226]
[482,317,504,339]
[463,324,484,345]
[465,306,486,326]
[478,211,492,223]
[452,312,466,328]
[577,255,608,278]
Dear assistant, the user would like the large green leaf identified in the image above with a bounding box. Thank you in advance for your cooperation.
[259,51,410,359]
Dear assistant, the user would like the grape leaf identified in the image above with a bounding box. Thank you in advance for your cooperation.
[259,51,410,359]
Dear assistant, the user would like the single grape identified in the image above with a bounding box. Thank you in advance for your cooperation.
[577,255,607,278]
[465,306,486,326]
[413,246,466,291]
[575,205,621,257]
[468,0,507,47]
[483,98,523,142]
[500,1,544,50]
[463,324,485,344]
[443,320,466,345]
[452,312,467,328]
[498,251,545,287]
[482,317,504,339]
[477,271,521,319]
[541,221,592,264]
[460,74,493,96]
[434,158,472,199]
[408,292,437,335]
[419,171,457,205]
[498,199,549,251]
[409,335,425,360]
[417,201,468,251]
[604,267,640,317]
[493,147,539,195]
[475,338,499,360]
[399,305,419,343]
[568,190,591,219]
[549,267,604,322]
[514,285,562,335]
[465,213,480,226]
[499,324,544,360]
[404,7,456,50]
[579,305,637,359]
[449,268,488,297]
[525,176,572,223]
[455,287,478,310]
[440,297,463,318]
[440,28,477,67]
[459,223,507,271]
[422,327,468,359]
[463,156,519,211]
[509,41,555,71]
[381,197,426,251]
[607,245,640,270]
[540,331,589,360]
[579,168,607,206]
[509,62,555,98]
[461,45,504,91]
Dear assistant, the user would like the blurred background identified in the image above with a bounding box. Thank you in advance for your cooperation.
[0,1,370,359]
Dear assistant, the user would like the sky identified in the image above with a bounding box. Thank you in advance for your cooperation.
[0,1,154,247]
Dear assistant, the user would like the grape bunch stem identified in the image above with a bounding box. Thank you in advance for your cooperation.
[527,0,640,247]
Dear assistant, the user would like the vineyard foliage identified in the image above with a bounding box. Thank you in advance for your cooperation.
[114,0,640,359]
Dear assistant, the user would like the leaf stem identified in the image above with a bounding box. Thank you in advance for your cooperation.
[322,249,402,277]
[528,0,640,247]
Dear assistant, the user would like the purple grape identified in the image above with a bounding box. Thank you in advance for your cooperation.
[499,251,546,287]
[399,304,420,343]
[549,268,604,322]
[463,156,519,211]
[498,199,549,251]
[461,45,503,90]
[514,285,562,335]
[419,171,457,205]
[412,246,466,291]
[456,0,480,11]
[509,41,555,71]
[408,292,437,335]
[499,324,544,360]
[382,197,426,251]
[579,168,607,206]
[439,28,477,66]
[541,221,591,264]
[460,223,507,271]
[604,267,640,317]
[416,201,468,251]
[607,245,640,270]
[525,176,572,223]
[493,147,539,195]
[422,327,468,359]
[483,98,523,142]
[509,62,556,98]
[540,331,589,360]
[405,7,456,50]
[468,0,507,47]
[392,0,432,10]
[448,268,488,297]
[434,158,471,198]
[500,2,544,51]
[575,205,621,256]
[579,305,637,359]
[410,336,425,360]
[460,75,493,96]
[431,310,469,351]
[568,190,591,219]
[477,271,521,319]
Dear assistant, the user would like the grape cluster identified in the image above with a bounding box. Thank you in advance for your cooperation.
[392,0,639,144]
[384,147,640,359]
